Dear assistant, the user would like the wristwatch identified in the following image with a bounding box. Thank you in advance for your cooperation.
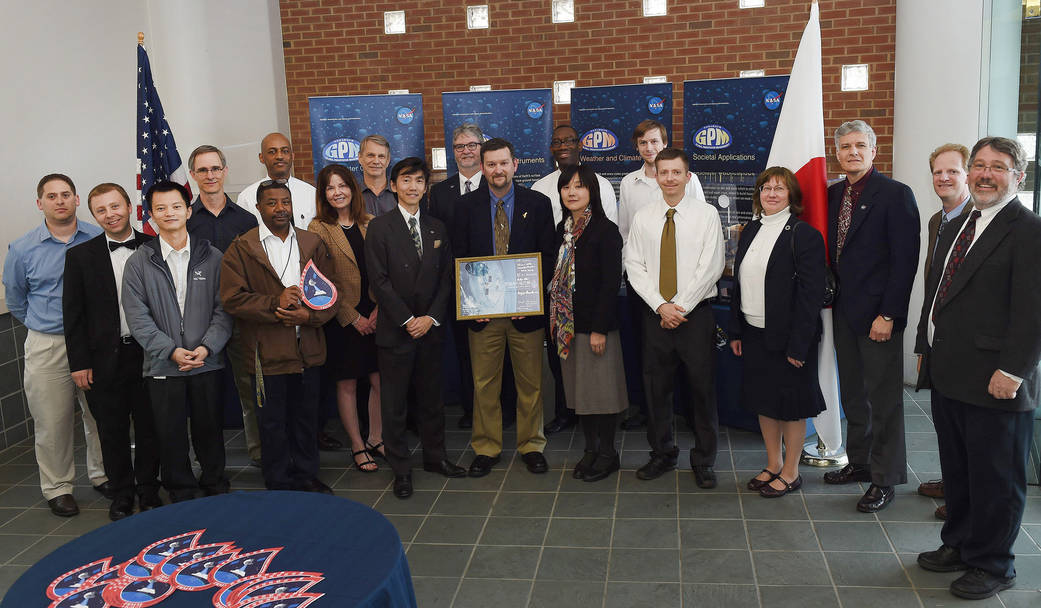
[881,315,893,322]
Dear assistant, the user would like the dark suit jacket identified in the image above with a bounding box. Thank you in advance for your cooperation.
[365,210,453,348]
[923,200,974,277]
[428,174,486,234]
[552,215,623,334]
[63,230,153,384]
[729,216,826,361]
[827,170,920,334]
[914,198,1041,412]
[453,182,556,333]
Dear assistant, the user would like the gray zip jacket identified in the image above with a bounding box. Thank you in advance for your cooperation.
[122,235,232,377]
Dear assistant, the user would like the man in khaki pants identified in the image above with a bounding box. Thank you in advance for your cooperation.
[3,174,109,516]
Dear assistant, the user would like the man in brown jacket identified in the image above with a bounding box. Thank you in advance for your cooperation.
[220,180,338,493]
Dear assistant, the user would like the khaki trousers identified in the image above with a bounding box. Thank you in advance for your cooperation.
[227,323,262,461]
[23,329,106,499]
[468,319,546,456]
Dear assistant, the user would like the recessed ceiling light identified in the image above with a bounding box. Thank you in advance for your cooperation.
[466,5,489,29]
[384,11,405,35]
[643,0,667,17]
[841,64,869,91]
[552,0,575,23]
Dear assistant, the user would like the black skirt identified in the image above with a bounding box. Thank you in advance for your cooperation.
[323,319,377,381]
[739,323,825,421]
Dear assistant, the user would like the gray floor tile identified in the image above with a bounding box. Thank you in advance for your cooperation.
[502,470,563,493]
[882,521,943,553]
[604,582,681,608]
[679,519,747,549]
[997,590,1041,608]
[752,550,831,585]
[612,518,678,549]
[617,470,676,493]
[446,470,506,492]
[837,587,922,607]
[804,494,873,521]
[545,518,611,548]
[409,576,458,608]
[0,486,44,509]
[7,535,76,566]
[680,549,754,584]
[0,508,69,535]
[492,491,556,517]
[615,492,676,518]
[385,515,425,543]
[536,547,608,581]
[406,544,474,577]
[552,493,616,518]
[746,520,820,551]
[825,551,912,587]
[465,545,540,580]
[431,491,497,516]
[454,578,531,608]
[917,587,1005,606]
[529,580,604,608]
[374,490,439,515]
[414,516,486,544]
[609,547,680,583]
[897,553,961,589]
[877,494,946,522]
[479,517,548,546]
[680,583,758,607]
[739,492,809,520]
[677,470,740,493]
[815,521,891,552]
[678,492,742,519]
[0,534,37,564]
[52,509,110,536]
[1023,498,1041,525]
[759,585,839,607]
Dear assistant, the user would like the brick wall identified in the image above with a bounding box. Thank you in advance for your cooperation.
[280,0,896,182]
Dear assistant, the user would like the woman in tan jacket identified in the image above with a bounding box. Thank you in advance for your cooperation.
[308,164,383,472]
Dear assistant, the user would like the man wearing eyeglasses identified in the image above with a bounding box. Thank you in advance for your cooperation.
[821,120,920,514]
[914,137,1041,600]
[236,133,317,231]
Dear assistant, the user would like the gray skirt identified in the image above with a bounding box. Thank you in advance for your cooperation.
[559,331,628,415]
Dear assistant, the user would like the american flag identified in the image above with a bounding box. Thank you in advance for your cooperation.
[137,43,190,235]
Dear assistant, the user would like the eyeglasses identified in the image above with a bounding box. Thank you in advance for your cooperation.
[759,185,788,193]
[259,179,289,187]
[453,142,480,152]
[968,163,1019,176]
[550,137,579,147]
[193,166,225,175]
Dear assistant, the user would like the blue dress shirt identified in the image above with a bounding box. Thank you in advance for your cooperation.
[487,183,515,251]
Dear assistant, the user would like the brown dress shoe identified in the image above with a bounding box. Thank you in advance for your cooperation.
[935,504,947,520]
[48,494,79,517]
[917,479,944,499]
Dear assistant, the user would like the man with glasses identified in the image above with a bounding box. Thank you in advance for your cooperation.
[821,120,920,514]
[914,137,1041,600]
[237,133,317,231]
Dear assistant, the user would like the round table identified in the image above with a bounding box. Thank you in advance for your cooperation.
[2,491,416,608]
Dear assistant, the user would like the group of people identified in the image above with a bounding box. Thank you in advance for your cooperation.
[3,115,1038,601]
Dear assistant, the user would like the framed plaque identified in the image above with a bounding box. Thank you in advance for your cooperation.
[455,253,544,321]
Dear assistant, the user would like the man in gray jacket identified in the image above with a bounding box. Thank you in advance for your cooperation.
[122,181,233,502]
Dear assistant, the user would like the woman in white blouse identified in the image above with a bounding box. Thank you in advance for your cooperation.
[729,167,826,497]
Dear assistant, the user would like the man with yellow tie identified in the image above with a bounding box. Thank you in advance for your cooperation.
[623,148,725,487]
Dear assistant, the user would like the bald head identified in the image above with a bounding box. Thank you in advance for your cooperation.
[259,132,294,180]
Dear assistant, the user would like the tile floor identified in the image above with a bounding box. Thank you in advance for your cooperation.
[0,390,1039,607]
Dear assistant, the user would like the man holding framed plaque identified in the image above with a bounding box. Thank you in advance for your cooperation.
[453,138,556,477]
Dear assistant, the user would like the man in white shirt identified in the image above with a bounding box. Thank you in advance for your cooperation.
[531,124,618,226]
[236,132,317,230]
[624,148,724,488]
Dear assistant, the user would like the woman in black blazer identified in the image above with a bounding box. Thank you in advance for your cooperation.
[729,166,826,497]
[548,164,627,482]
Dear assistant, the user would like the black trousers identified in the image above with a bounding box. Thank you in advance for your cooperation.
[833,316,907,486]
[641,302,718,465]
[621,277,647,414]
[147,371,227,501]
[379,334,448,476]
[450,319,475,415]
[84,341,160,499]
[255,367,320,490]
[931,389,1033,579]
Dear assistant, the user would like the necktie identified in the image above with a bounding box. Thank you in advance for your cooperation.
[494,200,509,255]
[933,209,982,321]
[835,185,854,261]
[408,216,423,259]
[109,239,138,252]
[934,213,949,255]
[659,208,677,302]
[465,179,473,193]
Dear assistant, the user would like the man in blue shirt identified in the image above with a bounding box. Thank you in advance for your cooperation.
[3,174,109,517]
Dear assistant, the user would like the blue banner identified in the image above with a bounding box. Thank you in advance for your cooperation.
[307,94,425,178]
[441,89,553,187]
[570,83,674,187]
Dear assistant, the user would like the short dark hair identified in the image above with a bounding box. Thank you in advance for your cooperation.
[87,183,132,213]
[654,148,688,170]
[390,157,431,183]
[256,179,291,204]
[753,166,804,216]
[480,138,515,162]
[553,124,578,136]
[315,164,364,225]
[144,180,190,210]
[631,119,668,147]
[37,174,76,198]
[970,136,1028,173]
[556,164,605,226]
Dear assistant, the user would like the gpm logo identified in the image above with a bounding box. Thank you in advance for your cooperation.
[693,125,732,150]
[322,138,361,162]
[581,128,618,152]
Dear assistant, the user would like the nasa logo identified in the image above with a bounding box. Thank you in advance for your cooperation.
[647,96,665,115]
[581,128,618,152]
[525,101,545,119]
[395,106,415,124]
[321,138,361,162]
[693,125,732,150]
[764,90,782,110]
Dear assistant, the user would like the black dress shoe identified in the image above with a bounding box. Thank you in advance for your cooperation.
[393,474,413,499]
[620,413,647,430]
[108,496,134,521]
[543,415,577,435]
[317,432,346,452]
[93,481,116,500]
[823,463,872,485]
[458,413,473,429]
[297,478,334,495]
[583,454,620,483]
[856,484,895,513]
[468,454,501,478]
[138,492,162,511]
[573,451,597,480]
[48,494,79,517]
[917,544,967,572]
[950,568,1015,599]
[521,451,549,474]
[636,454,676,480]
[692,465,718,489]
[423,459,467,478]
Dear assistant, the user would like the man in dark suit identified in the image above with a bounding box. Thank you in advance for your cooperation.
[64,183,161,520]
[366,157,467,498]
[914,137,1041,600]
[454,138,556,477]
[821,120,920,513]
[917,143,974,519]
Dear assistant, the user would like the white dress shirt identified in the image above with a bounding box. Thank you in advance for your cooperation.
[618,167,706,245]
[236,176,317,230]
[738,208,790,328]
[259,222,301,334]
[531,169,618,227]
[159,235,191,315]
[106,234,136,337]
[624,193,725,315]
[458,171,481,194]
[396,204,440,326]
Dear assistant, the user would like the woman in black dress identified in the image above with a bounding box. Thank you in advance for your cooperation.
[308,165,383,472]
[729,167,826,497]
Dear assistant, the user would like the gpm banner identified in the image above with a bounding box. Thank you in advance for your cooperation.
[570,83,674,188]
[441,89,554,187]
[308,94,425,178]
